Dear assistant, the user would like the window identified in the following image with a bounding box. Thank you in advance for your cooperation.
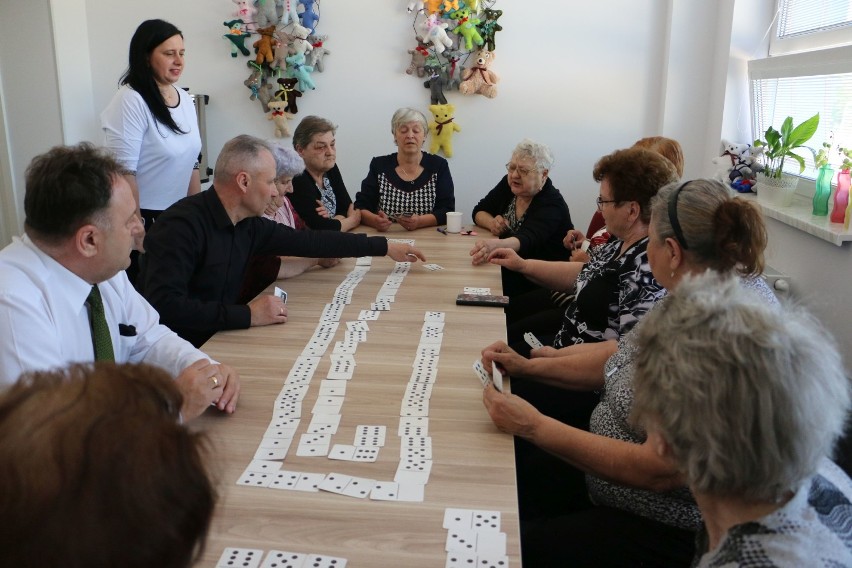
[771,0,852,55]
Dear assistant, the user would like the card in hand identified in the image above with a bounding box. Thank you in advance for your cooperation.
[274,286,288,303]
[524,331,544,349]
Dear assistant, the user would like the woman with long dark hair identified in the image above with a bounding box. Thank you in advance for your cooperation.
[101,19,201,284]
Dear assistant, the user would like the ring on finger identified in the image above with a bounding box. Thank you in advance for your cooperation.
[210,376,219,389]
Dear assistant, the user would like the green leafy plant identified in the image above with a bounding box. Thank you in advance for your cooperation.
[753,113,820,179]
[839,147,852,172]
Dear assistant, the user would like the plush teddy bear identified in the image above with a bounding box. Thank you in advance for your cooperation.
[298,0,320,33]
[253,25,277,65]
[233,0,257,32]
[423,65,449,104]
[478,8,503,51]
[258,81,276,112]
[449,8,484,51]
[307,34,331,72]
[424,0,443,14]
[278,0,299,25]
[267,100,295,137]
[459,49,499,98]
[275,77,303,113]
[288,22,313,56]
[223,19,251,57]
[442,49,464,90]
[711,140,764,192]
[406,41,430,77]
[428,103,461,158]
[418,13,453,55]
[256,0,279,27]
[244,65,262,100]
[286,52,315,91]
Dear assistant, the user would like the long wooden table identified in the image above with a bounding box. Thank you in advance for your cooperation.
[195,225,521,567]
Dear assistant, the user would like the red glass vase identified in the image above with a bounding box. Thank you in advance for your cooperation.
[830,170,851,223]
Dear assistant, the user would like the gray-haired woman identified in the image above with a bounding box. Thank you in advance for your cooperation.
[481,179,778,567]
[632,271,852,567]
[355,107,456,232]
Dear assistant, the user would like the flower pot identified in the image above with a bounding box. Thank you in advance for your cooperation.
[830,170,851,223]
[812,165,834,216]
[756,174,798,207]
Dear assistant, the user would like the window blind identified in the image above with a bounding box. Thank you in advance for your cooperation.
[778,0,852,39]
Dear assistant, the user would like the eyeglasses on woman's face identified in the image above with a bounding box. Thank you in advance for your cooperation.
[505,162,537,177]
[596,196,621,211]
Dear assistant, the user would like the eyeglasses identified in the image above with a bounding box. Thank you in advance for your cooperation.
[506,163,536,177]
[275,178,293,187]
[595,196,621,211]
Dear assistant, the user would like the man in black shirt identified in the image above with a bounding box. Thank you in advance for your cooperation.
[139,134,425,347]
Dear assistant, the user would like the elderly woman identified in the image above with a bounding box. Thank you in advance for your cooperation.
[482,179,776,567]
[355,107,455,232]
[632,273,852,567]
[239,143,340,304]
[472,140,573,261]
[290,116,361,231]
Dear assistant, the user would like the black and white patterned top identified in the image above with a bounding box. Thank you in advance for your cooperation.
[693,459,852,567]
[587,276,781,531]
[354,152,455,225]
[553,236,664,348]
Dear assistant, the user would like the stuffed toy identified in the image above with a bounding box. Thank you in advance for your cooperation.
[253,25,277,65]
[267,100,295,137]
[711,140,764,192]
[428,103,461,158]
[275,77,303,113]
[459,49,499,98]
[278,0,299,25]
[244,65,262,100]
[256,0,280,27]
[258,81,276,112]
[423,65,449,104]
[418,14,453,55]
[449,8,484,51]
[442,0,460,12]
[407,0,424,13]
[442,49,464,90]
[307,34,331,72]
[289,23,313,55]
[286,52,315,91]
[406,42,430,77]
[223,20,251,57]
[298,0,320,34]
[424,0,443,14]
[233,0,257,32]
[479,8,503,51]
[271,36,287,71]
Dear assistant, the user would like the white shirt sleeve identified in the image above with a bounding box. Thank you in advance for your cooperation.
[101,86,149,172]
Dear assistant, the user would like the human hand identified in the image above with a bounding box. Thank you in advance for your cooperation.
[563,229,585,250]
[530,346,560,358]
[482,383,542,439]
[315,199,330,218]
[386,242,426,262]
[318,257,340,268]
[482,340,529,377]
[490,215,508,236]
[470,239,497,266]
[175,359,230,419]
[570,249,590,263]
[373,211,393,232]
[397,213,421,231]
[248,294,288,326]
[486,247,526,272]
[264,200,279,217]
[211,362,240,413]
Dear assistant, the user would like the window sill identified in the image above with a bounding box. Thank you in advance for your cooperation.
[739,192,852,246]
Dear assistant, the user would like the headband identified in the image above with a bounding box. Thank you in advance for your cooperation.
[667,181,690,250]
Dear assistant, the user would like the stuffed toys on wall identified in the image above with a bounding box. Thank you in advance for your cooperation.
[449,8,484,51]
[278,0,299,25]
[276,77,303,113]
[233,0,257,32]
[288,22,313,55]
[407,0,424,13]
[244,65,262,100]
[428,103,461,157]
[442,48,464,90]
[307,34,331,72]
[459,49,499,98]
[298,0,320,34]
[223,20,251,57]
[253,25,277,65]
[478,8,503,51]
[424,65,449,104]
[256,0,280,27]
[406,42,430,77]
[418,13,453,55]
[267,100,295,137]
[258,81,276,112]
[286,52,315,91]
[424,0,443,14]
[442,0,460,12]
[710,140,764,192]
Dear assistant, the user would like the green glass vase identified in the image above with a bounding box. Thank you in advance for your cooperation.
[812,165,834,216]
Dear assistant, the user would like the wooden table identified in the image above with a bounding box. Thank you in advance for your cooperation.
[195,225,520,567]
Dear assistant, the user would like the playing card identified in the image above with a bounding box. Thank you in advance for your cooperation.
[216,547,264,568]
[268,470,302,490]
[400,445,432,460]
[318,379,347,397]
[253,446,290,461]
[303,554,347,568]
[524,331,544,350]
[354,435,386,447]
[473,555,510,568]
[274,286,288,303]
[259,437,292,450]
[245,459,283,473]
[312,396,344,413]
[471,510,502,532]
[443,508,474,530]
[328,444,356,460]
[306,414,341,434]
[344,330,367,343]
[444,552,477,568]
[401,436,432,450]
[236,469,273,488]
[424,311,445,322]
[296,433,330,457]
[261,550,307,568]
[472,359,491,389]
[358,309,381,321]
[463,287,491,294]
[371,299,391,311]
[398,416,428,436]
[396,481,425,502]
[355,425,385,441]
[422,321,445,332]
[318,472,352,495]
[445,529,478,553]
[395,458,433,484]
[332,340,358,355]
[294,472,325,492]
[355,256,372,266]
[340,475,376,498]
[475,532,507,556]
[370,481,400,501]
[346,320,369,332]
[422,263,444,271]
[352,446,380,462]
[492,365,503,393]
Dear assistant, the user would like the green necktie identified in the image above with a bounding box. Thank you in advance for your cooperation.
[86,285,115,362]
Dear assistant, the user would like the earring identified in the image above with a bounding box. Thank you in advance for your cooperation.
[670,271,675,279]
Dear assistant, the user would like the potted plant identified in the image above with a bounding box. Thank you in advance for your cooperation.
[752,113,820,207]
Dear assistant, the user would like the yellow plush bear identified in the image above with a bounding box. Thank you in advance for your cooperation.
[428,103,461,158]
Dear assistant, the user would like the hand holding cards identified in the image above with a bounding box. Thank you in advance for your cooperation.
[473,358,503,392]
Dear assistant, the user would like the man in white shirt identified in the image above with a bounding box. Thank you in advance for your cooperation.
[0,142,239,419]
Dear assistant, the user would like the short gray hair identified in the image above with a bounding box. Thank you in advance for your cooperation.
[213,134,273,182]
[632,271,851,502]
[268,142,305,178]
[391,107,428,135]
[651,179,767,276]
[292,115,336,151]
[512,139,554,172]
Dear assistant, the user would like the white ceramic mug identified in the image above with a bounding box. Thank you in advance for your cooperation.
[446,211,462,233]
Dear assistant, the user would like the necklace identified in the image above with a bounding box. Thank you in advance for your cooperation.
[398,162,419,184]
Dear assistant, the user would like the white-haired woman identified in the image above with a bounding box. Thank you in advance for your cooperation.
[632,271,852,567]
[471,140,573,264]
[239,143,339,303]
[482,179,778,567]
[355,107,455,232]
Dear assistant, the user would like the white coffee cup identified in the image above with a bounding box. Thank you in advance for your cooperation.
[446,211,462,233]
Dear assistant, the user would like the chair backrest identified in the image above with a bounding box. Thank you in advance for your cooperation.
[586,211,605,239]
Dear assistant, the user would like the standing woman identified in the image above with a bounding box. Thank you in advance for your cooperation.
[355,108,455,232]
[101,19,201,285]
